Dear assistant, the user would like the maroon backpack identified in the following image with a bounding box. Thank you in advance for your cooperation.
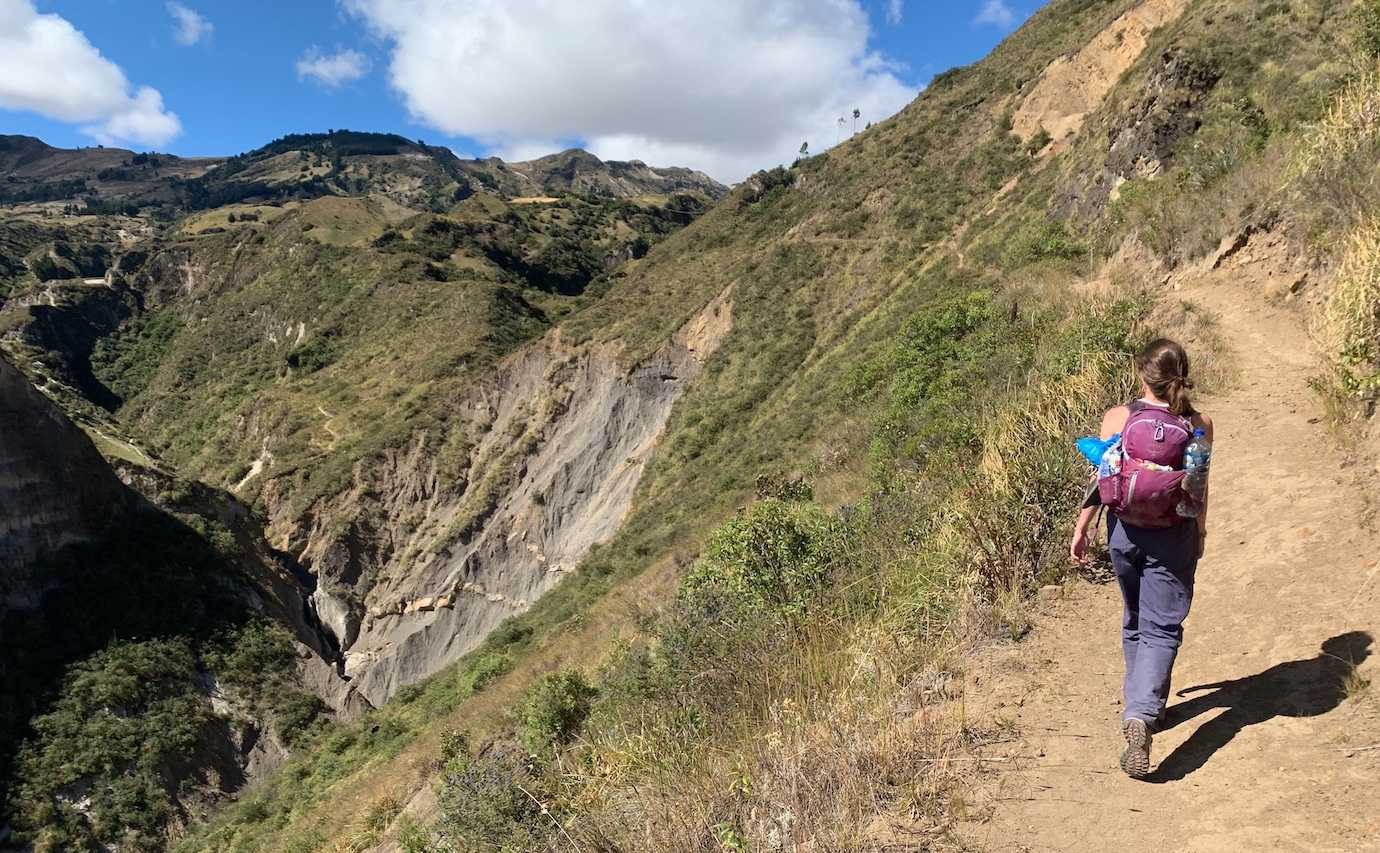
[1098,401,1191,528]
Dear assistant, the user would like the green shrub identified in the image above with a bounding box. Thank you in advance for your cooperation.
[1005,220,1088,267]
[516,670,598,754]
[11,639,212,852]
[847,286,1028,470]
[1026,128,1053,155]
[1356,0,1380,58]
[465,651,513,693]
[273,691,329,747]
[395,815,432,853]
[439,729,470,765]
[679,499,845,619]
[436,745,552,851]
[90,309,183,404]
[286,333,340,373]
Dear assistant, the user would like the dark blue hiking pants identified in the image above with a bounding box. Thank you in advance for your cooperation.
[1107,516,1199,728]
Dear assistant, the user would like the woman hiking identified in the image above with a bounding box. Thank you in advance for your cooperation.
[1070,338,1213,779]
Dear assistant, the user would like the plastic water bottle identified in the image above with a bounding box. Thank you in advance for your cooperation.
[1177,429,1211,517]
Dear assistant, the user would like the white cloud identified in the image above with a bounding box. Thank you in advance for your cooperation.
[344,0,917,182]
[295,46,371,89]
[974,0,1017,28]
[886,0,903,25]
[0,0,181,146]
[167,2,212,46]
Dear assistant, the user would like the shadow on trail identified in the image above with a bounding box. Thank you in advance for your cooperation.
[1149,631,1373,783]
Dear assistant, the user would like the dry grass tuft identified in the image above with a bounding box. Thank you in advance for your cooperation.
[1292,65,1380,237]
[1293,66,1380,186]
[568,619,981,852]
[1316,222,1380,400]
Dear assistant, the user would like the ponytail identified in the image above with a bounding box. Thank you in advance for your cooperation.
[1135,338,1194,416]
[1164,374,1194,417]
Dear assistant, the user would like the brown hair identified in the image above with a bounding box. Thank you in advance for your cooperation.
[1135,338,1194,416]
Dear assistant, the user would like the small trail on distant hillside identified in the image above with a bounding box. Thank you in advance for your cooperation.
[961,246,1380,851]
[317,404,342,450]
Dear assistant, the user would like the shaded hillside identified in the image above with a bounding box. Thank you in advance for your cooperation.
[0,355,361,852]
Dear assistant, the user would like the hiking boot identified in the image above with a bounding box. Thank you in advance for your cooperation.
[1120,718,1152,779]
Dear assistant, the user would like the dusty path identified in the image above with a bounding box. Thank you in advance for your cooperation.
[962,260,1380,851]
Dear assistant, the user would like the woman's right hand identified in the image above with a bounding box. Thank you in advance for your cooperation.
[1070,526,1090,564]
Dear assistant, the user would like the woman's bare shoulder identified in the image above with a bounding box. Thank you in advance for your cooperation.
[1100,405,1131,438]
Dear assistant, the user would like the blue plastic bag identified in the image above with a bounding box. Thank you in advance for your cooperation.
[1076,433,1120,466]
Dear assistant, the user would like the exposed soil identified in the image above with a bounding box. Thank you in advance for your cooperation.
[1013,0,1190,145]
[960,244,1380,851]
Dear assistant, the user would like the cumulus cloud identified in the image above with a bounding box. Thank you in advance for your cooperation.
[344,0,917,182]
[974,0,1018,28]
[167,2,212,46]
[0,0,180,145]
[296,46,371,89]
[886,0,904,25]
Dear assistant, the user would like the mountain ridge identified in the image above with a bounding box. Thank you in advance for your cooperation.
[0,131,727,212]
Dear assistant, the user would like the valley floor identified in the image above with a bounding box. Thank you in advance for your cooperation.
[958,247,1380,851]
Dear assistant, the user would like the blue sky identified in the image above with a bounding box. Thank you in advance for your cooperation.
[0,0,1041,180]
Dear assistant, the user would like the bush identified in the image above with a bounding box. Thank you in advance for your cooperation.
[517,670,598,754]
[395,815,432,853]
[91,310,184,404]
[1356,0,1380,58]
[679,499,845,619]
[1005,220,1088,267]
[847,286,1025,469]
[436,744,552,851]
[286,333,340,373]
[11,640,212,852]
[273,691,328,747]
[465,651,513,692]
[1026,127,1053,155]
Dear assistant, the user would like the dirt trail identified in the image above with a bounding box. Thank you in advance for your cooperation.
[963,262,1380,851]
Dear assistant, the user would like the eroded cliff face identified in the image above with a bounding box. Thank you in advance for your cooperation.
[264,288,734,704]
[0,354,128,610]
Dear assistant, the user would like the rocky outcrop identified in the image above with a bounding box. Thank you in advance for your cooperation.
[264,288,734,704]
[1053,47,1220,219]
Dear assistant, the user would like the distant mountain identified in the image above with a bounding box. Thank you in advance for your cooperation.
[0,131,726,213]
[0,134,219,206]
[459,147,726,199]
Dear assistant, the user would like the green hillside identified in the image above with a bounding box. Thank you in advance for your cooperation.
[4,0,1380,849]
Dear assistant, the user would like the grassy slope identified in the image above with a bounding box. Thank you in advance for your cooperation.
[96,191,698,510]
